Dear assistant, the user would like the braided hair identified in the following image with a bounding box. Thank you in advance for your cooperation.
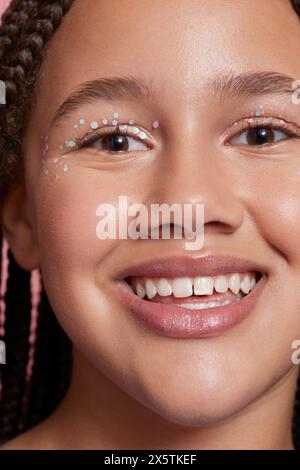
[0,0,300,448]
[0,0,74,444]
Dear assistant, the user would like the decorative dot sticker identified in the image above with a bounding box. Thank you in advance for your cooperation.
[102,118,108,125]
[139,131,147,139]
[63,164,69,172]
[65,139,76,148]
[79,119,85,125]
[152,120,160,129]
[129,120,134,125]
[255,105,264,117]
[112,120,118,126]
[90,121,99,129]
[113,112,119,119]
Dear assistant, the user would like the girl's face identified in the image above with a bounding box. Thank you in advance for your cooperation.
[12,0,300,424]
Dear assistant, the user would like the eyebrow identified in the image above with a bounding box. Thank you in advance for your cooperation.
[50,71,295,128]
[210,71,295,100]
[50,76,163,128]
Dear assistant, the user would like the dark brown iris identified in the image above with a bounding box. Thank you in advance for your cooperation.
[247,127,274,145]
[104,135,129,152]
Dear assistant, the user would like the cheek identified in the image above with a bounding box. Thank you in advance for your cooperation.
[34,172,122,280]
[240,163,300,266]
[32,165,153,291]
[259,189,300,266]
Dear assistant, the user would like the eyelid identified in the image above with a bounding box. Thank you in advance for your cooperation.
[76,123,155,150]
[222,116,300,144]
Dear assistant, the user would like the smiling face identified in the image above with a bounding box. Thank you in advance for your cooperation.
[9,0,300,427]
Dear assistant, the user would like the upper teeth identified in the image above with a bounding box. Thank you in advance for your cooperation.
[132,273,257,299]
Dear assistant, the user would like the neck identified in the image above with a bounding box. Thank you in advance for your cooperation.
[50,347,297,450]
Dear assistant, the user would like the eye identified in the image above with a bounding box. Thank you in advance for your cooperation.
[78,125,150,154]
[227,117,300,147]
[230,126,290,146]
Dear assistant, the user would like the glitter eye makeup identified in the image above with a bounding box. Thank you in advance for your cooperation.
[59,112,159,152]
[90,121,99,130]
[65,139,77,148]
[41,136,49,157]
[41,111,160,177]
[254,104,264,117]
[76,124,153,155]
[224,115,300,148]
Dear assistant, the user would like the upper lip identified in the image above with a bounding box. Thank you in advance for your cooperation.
[117,254,267,280]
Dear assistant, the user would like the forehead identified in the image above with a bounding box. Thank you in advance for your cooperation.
[35,0,300,124]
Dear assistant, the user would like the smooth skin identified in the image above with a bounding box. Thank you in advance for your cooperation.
[2,0,300,449]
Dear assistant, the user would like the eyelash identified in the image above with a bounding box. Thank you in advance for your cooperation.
[60,116,300,157]
[75,124,151,151]
[225,116,300,146]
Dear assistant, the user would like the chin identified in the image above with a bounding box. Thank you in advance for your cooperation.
[123,371,257,428]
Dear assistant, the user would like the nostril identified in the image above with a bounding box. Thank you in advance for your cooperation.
[204,221,237,235]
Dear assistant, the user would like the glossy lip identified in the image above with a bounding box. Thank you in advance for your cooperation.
[115,254,267,338]
[117,276,265,338]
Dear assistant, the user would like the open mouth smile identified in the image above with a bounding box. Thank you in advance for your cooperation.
[116,255,266,338]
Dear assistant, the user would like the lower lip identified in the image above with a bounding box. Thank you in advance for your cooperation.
[117,278,265,338]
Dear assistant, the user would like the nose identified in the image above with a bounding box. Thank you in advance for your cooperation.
[149,138,244,238]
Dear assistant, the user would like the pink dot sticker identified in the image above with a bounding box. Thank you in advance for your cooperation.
[152,120,160,129]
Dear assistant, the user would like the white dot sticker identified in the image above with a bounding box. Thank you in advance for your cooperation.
[102,118,108,125]
[90,121,99,129]
[113,112,119,119]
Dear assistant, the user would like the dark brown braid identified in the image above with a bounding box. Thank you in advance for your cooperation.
[0,0,300,448]
[0,0,74,444]
[0,249,31,440]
